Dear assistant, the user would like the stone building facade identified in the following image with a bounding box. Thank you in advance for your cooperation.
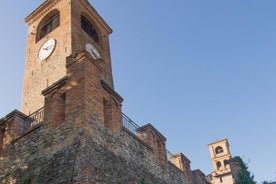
[0,0,206,183]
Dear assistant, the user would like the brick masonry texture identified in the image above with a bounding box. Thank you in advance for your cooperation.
[0,0,207,183]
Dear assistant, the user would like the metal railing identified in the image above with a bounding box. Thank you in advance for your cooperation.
[24,107,44,130]
[166,150,175,162]
[122,113,140,135]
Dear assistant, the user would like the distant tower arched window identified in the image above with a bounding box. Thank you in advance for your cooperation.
[81,15,99,43]
[216,161,222,171]
[224,159,230,169]
[36,10,60,42]
[215,146,224,154]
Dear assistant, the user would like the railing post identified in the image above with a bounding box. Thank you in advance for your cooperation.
[122,113,140,134]
[27,107,44,129]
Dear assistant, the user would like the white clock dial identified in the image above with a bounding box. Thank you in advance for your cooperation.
[85,43,101,60]
[38,38,56,61]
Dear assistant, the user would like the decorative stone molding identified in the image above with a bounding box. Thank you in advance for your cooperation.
[25,0,61,26]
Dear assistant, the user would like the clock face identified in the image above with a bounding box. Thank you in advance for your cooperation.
[38,38,56,61]
[85,43,101,60]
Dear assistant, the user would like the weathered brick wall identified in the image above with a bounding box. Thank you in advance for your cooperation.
[0,116,187,184]
[0,122,78,184]
[80,115,187,183]
[0,128,4,155]
[169,153,194,184]
[22,0,71,115]
[192,169,207,184]
[136,124,168,166]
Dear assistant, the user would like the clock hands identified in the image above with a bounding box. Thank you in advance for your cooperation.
[43,45,53,50]
[86,43,101,60]
[90,49,98,59]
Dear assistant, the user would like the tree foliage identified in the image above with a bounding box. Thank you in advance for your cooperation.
[262,181,276,184]
[233,157,257,184]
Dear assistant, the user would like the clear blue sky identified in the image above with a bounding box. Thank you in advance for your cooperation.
[0,0,276,183]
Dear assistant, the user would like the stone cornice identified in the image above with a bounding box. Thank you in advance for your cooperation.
[25,0,61,26]
[0,110,27,125]
[25,0,112,34]
[42,76,68,96]
[101,80,123,103]
[136,123,167,141]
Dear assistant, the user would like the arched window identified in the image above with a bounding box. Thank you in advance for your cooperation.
[224,159,230,168]
[81,15,99,43]
[215,146,224,154]
[216,161,222,170]
[36,10,60,42]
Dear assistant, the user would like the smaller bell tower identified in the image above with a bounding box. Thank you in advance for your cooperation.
[208,139,234,184]
[208,139,232,174]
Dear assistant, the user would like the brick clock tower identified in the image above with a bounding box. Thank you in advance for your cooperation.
[22,0,114,115]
